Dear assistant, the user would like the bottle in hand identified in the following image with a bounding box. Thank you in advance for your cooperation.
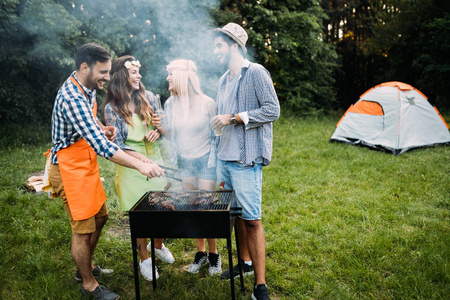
[208,103,223,136]
[155,94,165,129]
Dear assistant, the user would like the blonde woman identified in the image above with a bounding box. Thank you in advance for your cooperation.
[103,55,175,282]
[153,59,221,275]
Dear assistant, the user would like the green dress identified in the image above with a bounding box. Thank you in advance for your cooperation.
[116,114,167,211]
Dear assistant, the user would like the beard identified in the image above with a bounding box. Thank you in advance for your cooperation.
[86,70,104,91]
[220,50,232,67]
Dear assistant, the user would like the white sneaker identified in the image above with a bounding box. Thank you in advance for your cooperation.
[139,258,159,281]
[147,242,175,264]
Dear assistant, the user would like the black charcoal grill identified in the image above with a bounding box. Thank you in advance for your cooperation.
[128,190,244,299]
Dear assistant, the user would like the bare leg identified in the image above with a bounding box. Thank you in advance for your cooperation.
[88,215,108,268]
[237,217,251,261]
[72,232,98,291]
[243,219,266,285]
[198,179,218,254]
[181,177,197,191]
[137,238,149,262]
[138,238,165,262]
[195,238,206,252]
[206,238,217,254]
[154,238,164,249]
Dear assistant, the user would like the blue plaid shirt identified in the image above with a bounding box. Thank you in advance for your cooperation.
[216,60,280,166]
[104,91,158,152]
[50,72,119,164]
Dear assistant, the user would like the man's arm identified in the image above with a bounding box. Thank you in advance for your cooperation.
[109,148,164,178]
[211,65,280,132]
[244,65,280,128]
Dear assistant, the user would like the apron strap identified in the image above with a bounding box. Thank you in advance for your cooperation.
[70,75,98,117]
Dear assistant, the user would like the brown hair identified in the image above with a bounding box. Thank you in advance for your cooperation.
[75,43,111,70]
[104,55,153,126]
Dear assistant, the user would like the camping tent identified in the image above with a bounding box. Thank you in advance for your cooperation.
[330,81,450,154]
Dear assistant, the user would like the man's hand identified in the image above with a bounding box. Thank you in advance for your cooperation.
[138,162,165,179]
[211,114,232,131]
[110,149,164,178]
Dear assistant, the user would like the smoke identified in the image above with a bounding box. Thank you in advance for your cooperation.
[17,0,225,100]
[72,0,225,99]
[139,0,224,98]
[16,0,230,174]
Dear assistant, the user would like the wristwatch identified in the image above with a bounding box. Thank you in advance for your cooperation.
[230,115,238,125]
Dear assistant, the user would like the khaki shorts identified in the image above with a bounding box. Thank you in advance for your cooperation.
[49,163,108,234]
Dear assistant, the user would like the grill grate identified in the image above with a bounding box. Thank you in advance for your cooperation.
[132,190,234,212]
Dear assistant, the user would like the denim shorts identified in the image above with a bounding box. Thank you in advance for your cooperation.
[177,152,217,180]
[216,160,263,220]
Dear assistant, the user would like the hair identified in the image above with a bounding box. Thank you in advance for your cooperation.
[167,59,204,114]
[75,43,111,70]
[104,55,153,126]
[213,32,245,56]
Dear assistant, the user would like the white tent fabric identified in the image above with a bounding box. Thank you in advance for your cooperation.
[330,82,450,154]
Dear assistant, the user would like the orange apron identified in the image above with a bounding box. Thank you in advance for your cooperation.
[56,76,106,220]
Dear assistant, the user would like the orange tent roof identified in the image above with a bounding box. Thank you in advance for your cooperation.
[379,81,414,90]
[360,81,428,99]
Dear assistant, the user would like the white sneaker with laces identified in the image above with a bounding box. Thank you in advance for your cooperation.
[147,242,175,264]
[139,258,159,281]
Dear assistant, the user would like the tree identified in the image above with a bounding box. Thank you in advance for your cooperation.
[213,0,339,115]
[0,0,340,124]
[0,0,223,124]
[320,0,382,109]
[364,0,450,110]
[321,0,450,111]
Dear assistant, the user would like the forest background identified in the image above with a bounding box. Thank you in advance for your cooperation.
[1,0,449,125]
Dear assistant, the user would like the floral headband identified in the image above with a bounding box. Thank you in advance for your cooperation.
[166,61,196,72]
[124,60,141,69]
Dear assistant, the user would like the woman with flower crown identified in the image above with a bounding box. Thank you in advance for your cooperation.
[152,59,222,276]
[103,55,175,282]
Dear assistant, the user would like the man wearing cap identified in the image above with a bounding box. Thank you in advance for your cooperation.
[49,43,164,299]
[211,23,280,300]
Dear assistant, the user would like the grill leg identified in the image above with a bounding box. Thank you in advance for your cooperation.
[131,236,141,300]
[151,237,157,292]
[227,237,236,300]
[234,218,245,292]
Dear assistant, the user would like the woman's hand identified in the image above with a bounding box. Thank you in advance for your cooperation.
[103,126,117,141]
[152,115,162,128]
[146,129,160,143]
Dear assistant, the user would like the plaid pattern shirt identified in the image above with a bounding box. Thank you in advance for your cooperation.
[216,60,280,166]
[104,91,158,152]
[50,72,119,164]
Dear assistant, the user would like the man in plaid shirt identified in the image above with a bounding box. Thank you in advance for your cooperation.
[49,43,164,299]
[211,23,280,300]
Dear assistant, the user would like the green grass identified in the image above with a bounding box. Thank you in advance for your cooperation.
[0,116,449,299]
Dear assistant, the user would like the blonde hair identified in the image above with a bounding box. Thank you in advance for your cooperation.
[166,59,203,114]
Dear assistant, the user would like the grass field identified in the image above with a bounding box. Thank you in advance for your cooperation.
[0,116,449,299]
